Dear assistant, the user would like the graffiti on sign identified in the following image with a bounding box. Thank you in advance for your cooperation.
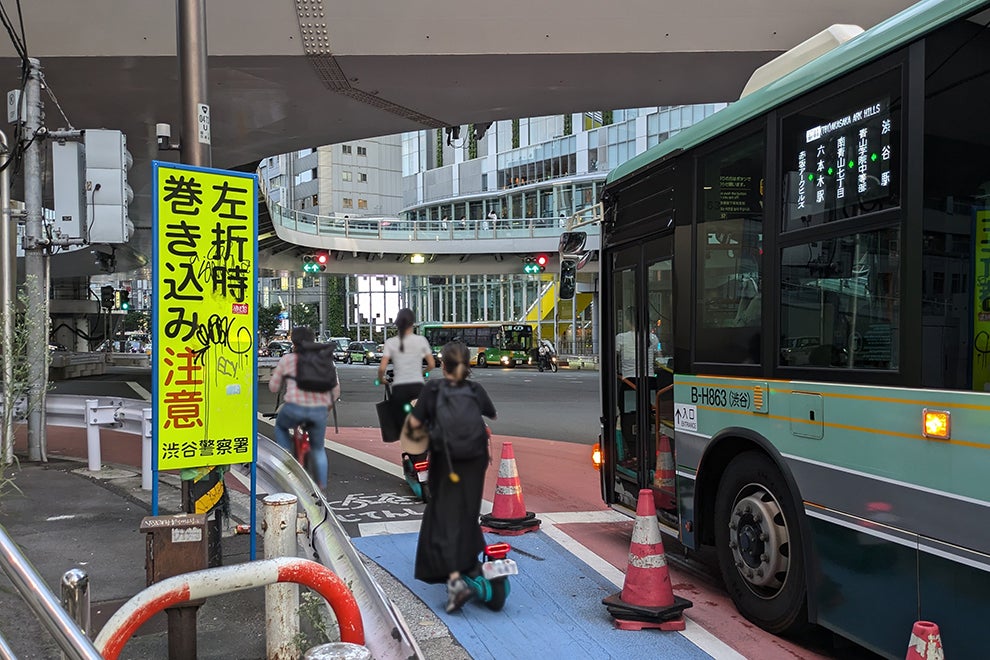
[153,162,257,470]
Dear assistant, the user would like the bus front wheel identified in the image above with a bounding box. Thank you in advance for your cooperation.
[713,451,808,635]
[478,354,488,368]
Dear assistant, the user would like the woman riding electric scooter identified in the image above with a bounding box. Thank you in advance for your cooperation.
[377,308,436,499]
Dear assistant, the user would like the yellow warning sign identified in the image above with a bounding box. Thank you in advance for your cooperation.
[153,162,257,470]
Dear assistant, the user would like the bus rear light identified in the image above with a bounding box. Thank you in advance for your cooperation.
[922,409,950,439]
[591,442,602,470]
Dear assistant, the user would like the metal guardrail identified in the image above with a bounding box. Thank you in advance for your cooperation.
[1,394,422,659]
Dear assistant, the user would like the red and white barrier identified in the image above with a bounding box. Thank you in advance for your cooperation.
[94,557,364,660]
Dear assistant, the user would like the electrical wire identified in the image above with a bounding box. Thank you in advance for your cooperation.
[40,72,73,129]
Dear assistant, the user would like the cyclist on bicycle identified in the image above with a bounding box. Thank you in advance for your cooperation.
[377,308,435,415]
[268,326,340,490]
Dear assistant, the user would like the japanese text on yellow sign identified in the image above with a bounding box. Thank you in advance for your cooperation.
[154,163,256,470]
[974,209,990,391]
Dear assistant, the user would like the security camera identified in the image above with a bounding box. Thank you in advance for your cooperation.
[156,123,173,150]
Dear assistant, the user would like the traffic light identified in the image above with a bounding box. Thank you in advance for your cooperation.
[559,259,577,300]
[302,253,328,273]
[523,255,547,274]
[119,289,130,310]
[100,285,114,309]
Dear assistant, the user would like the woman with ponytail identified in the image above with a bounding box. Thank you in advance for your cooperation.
[377,307,435,410]
[407,341,497,613]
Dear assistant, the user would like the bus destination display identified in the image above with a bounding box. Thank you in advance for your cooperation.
[790,98,893,219]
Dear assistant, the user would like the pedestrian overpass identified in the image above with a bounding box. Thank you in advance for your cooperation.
[0,0,916,277]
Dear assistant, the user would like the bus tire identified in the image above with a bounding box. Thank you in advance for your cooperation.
[714,451,808,635]
[478,354,487,368]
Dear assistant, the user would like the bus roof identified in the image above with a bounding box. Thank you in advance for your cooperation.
[605,0,984,188]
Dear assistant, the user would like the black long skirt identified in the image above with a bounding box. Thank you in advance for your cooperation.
[414,452,488,584]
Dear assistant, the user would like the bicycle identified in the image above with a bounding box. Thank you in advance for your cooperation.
[265,392,338,490]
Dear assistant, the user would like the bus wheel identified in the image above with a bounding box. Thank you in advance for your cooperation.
[714,451,808,635]
[478,354,487,368]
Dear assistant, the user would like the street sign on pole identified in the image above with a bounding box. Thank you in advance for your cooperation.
[152,162,257,472]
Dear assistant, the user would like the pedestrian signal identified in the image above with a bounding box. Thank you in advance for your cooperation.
[119,289,131,310]
[100,285,115,309]
[559,259,577,299]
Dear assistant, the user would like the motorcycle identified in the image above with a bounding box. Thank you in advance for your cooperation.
[537,350,558,373]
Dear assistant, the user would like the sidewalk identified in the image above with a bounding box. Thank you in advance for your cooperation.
[0,425,469,659]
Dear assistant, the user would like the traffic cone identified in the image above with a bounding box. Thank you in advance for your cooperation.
[653,433,675,511]
[906,621,943,660]
[602,488,692,631]
[480,442,541,535]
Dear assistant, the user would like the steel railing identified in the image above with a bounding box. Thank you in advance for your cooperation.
[1,395,422,660]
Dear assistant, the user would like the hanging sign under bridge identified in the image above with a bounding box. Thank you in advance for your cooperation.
[152,162,258,470]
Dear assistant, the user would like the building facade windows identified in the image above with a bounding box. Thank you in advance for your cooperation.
[358,199,368,210]
[343,198,353,208]
[358,172,368,183]
[342,145,352,154]
[342,171,352,182]
[357,146,367,156]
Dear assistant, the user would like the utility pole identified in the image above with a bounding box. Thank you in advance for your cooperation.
[178,0,211,168]
[23,58,47,462]
[0,130,13,465]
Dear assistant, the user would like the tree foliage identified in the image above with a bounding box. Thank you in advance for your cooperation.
[291,303,319,331]
[258,303,283,340]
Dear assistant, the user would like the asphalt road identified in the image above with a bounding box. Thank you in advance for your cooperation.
[52,363,604,445]
[260,362,603,444]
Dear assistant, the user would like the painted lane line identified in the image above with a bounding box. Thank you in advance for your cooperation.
[540,521,744,660]
[127,381,152,401]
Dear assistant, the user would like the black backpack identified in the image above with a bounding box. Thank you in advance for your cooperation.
[430,381,488,460]
[291,340,338,393]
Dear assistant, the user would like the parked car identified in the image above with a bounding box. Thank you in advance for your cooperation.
[266,340,293,358]
[345,341,382,365]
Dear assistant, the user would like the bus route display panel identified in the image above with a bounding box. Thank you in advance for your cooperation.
[782,70,901,232]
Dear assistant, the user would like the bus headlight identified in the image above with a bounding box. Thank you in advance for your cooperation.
[923,409,950,439]
[501,356,509,364]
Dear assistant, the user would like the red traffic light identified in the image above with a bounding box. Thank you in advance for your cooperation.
[536,254,548,267]
[316,253,329,265]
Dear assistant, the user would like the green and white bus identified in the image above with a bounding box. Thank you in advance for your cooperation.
[596,1,990,656]
[419,322,534,367]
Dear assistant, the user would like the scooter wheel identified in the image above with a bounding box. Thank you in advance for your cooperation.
[403,457,423,499]
[485,578,510,611]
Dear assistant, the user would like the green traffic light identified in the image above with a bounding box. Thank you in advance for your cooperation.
[828,167,834,175]
[848,160,855,168]
[807,173,814,182]
[121,302,130,310]
[871,153,878,162]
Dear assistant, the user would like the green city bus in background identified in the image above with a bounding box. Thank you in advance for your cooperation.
[596,1,990,656]
[419,322,534,367]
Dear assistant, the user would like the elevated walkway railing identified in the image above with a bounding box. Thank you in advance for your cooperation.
[263,188,601,244]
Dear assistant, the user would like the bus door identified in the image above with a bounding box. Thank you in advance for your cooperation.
[608,237,676,523]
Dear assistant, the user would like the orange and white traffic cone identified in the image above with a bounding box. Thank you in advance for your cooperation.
[653,433,675,511]
[602,488,691,631]
[906,621,943,660]
[480,442,541,535]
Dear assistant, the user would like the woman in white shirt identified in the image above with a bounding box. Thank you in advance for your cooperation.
[378,308,436,409]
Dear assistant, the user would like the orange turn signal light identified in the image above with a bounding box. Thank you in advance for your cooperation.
[591,442,602,471]
[922,409,950,439]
